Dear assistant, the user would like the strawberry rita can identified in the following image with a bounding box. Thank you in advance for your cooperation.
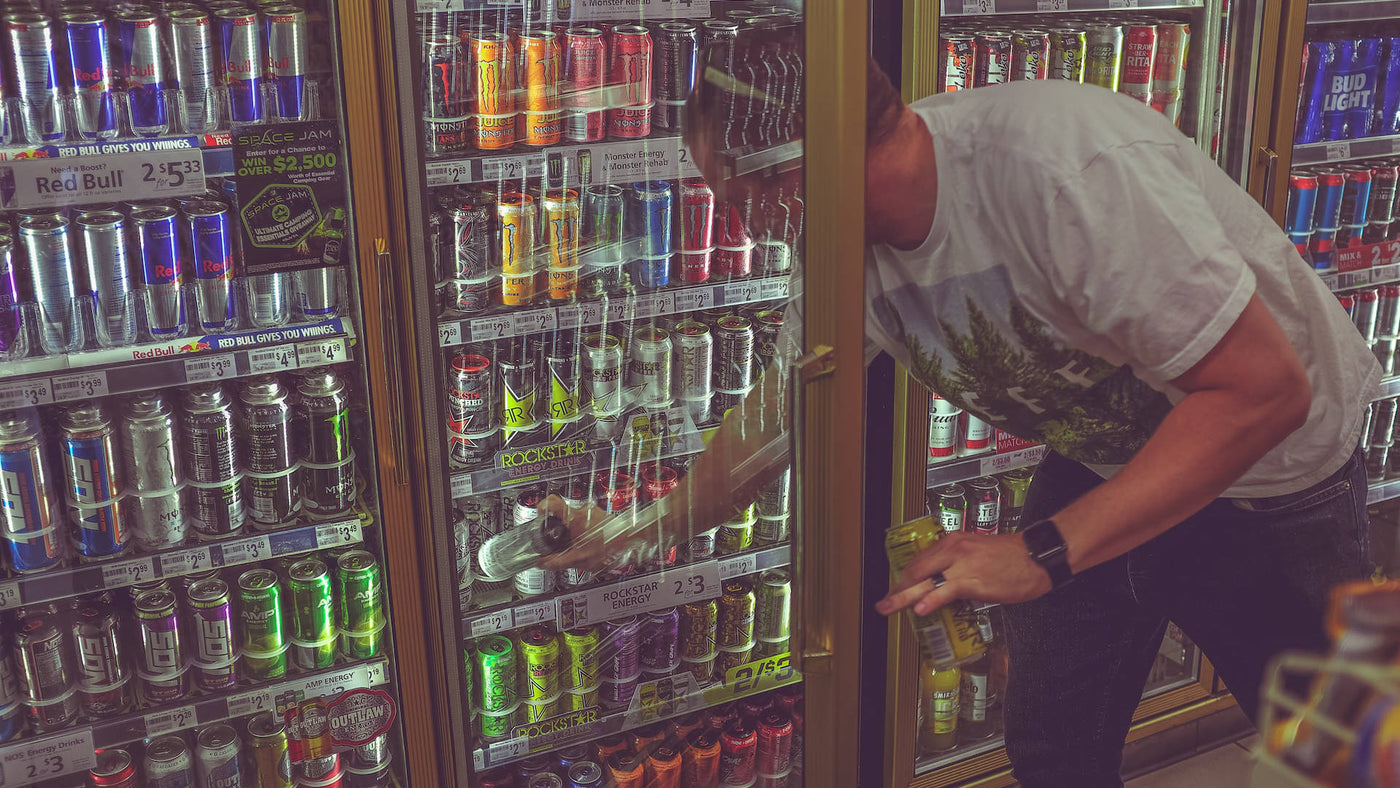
[609,25,653,138]
[1120,23,1157,104]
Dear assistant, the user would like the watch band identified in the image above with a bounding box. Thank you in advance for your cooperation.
[1023,518,1073,589]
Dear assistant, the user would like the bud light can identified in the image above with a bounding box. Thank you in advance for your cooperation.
[1375,36,1400,136]
[7,13,65,141]
[1297,39,1336,145]
[214,8,264,124]
[63,12,119,140]
[266,6,309,121]
[186,201,237,331]
[169,9,219,133]
[1285,170,1318,261]
[133,206,186,336]
[116,10,168,136]
[0,412,63,573]
[1311,169,1347,270]
[60,402,128,562]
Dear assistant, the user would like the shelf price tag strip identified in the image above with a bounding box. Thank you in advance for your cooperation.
[0,377,54,409]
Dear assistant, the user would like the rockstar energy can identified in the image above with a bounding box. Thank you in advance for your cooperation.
[501,348,540,435]
[885,516,986,668]
[546,337,581,439]
[520,625,561,701]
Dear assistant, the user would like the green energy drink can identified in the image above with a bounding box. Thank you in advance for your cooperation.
[679,599,718,659]
[336,550,386,659]
[519,625,560,701]
[463,646,475,716]
[480,705,520,742]
[476,635,519,712]
[999,467,1035,534]
[565,686,599,711]
[563,626,600,691]
[296,369,356,516]
[247,710,292,788]
[524,695,560,723]
[716,505,754,556]
[239,568,286,681]
[754,637,790,659]
[717,579,756,648]
[500,351,540,432]
[288,558,337,669]
[546,336,581,441]
[755,569,791,641]
[1084,23,1123,90]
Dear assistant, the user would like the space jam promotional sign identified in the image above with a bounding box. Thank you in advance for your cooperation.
[233,119,348,275]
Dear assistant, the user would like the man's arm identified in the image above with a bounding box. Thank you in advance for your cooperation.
[877,294,1312,615]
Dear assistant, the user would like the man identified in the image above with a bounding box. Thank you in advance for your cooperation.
[551,57,1377,786]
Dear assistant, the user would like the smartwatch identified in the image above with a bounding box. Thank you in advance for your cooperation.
[1022,519,1073,589]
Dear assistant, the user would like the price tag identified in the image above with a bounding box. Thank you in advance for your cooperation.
[486,737,530,765]
[1320,272,1340,291]
[959,0,995,13]
[158,548,210,577]
[0,728,96,785]
[221,535,271,565]
[439,321,464,347]
[606,300,630,323]
[633,295,660,319]
[183,354,235,383]
[101,556,157,588]
[761,277,791,300]
[557,304,583,330]
[248,344,297,373]
[296,338,348,368]
[1338,270,1369,290]
[626,672,701,726]
[424,159,474,187]
[481,155,542,181]
[470,316,514,342]
[981,445,1047,476]
[674,287,715,313]
[719,653,797,698]
[513,310,557,335]
[722,281,762,305]
[718,553,758,580]
[514,600,556,628]
[576,302,604,327]
[364,660,389,685]
[450,472,474,499]
[144,705,198,736]
[557,561,722,628]
[0,581,20,610]
[1107,0,1137,6]
[0,148,204,211]
[51,370,109,402]
[470,609,514,637]
[1326,141,1352,161]
[225,689,273,719]
[1376,261,1400,283]
[651,293,676,316]
[315,520,361,548]
[0,377,53,409]
[1036,0,1068,8]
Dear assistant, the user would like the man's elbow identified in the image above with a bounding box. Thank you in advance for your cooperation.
[1264,363,1312,437]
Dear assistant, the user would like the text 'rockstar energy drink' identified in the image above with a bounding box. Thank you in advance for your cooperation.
[885,516,986,669]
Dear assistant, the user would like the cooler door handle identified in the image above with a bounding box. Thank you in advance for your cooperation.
[376,240,409,487]
[793,345,837,676]
[1258,146,1280,214]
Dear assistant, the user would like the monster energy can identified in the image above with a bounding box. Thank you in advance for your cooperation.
[717,505,754,555]
[297,369,356,516]
[288,558,337,669]
[118,393,184,551]
[336,550,386,659]
[182,385,244,538]
[240,376,301,527]
[238,568,287,681]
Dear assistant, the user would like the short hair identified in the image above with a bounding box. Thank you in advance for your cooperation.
[868,56,904,150]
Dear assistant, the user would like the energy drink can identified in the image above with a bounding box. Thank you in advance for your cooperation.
[546,337,582,438]
[600,614,641,684]
[248,711,293,787]
[713,202,753,279]
[1356,288,1381,342]
[1010,29,1049,81]
[675,320,713,424]
[116,9,169,135]
[0,412,62,573]
[0,638,21,741]
[1083,24,1122,90]
[214,8,263,124]
[182,385,244,537]
[239,567,287,681]
[289,557,337,669]
[134,589,188,704]
[629,326,672,408]
[71,596,132,719]
[717,578,755,650]
[714,314,754,402]
[471,32,516,148]
[22,215,81,353]
[119,394,183,551]
[1339,166,1374,249]
[188,577,237,691]
[564,27,607,143]
[719,719,758,785]
[520,624,561,701]
[265,6,309,121]
[1312,169,1347,270]
[423,34,470,156]
[240,376,301,526]
[609,25,653,136]
[64,12,119,140]
[0,235,19,353]
[476,634,519,713]
[60,402,127,561]
[499,191,537,280]
[143,734,196,786]
[169,9,220,132]
[520,31,563,146]
[756,709,794,776]
[627,180,673,259]
[584,184,625,267]
[584,332,624,416]
[1285,171,1319,259]
[185,200,237,331]
[1048,28,1086,82]
[501,348,541,433]
[885,517,986,667]
[545,189,581,300]
[132,206,186,337]
[641,607,681,676]
[7,12,64,141]
[655,21,699,131]
[196,724,242,787]
[77,210,136,347]
[297,369,356,516]
[16,604,79,733]
[1120,23,1156,104]
[999,467,1035,534]
[755,569,791,642]
[449,352,495,435]
[680,178,715,283]
[336,550,385,659]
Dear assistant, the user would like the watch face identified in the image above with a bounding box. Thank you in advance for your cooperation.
[1023,520,1064,557]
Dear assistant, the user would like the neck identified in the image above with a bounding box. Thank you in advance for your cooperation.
[868,110,938,251]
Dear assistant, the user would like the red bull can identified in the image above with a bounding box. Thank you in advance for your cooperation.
[1338,166,1373,249]
[214,8,264,124]
[266,6,309,121]
[63,12,119,140]
[185,200,237,331]
[7,12,64,141]
[169,9,220,133]
[116,9,169,136]
[133,206,186,337]
[21,215,81,353]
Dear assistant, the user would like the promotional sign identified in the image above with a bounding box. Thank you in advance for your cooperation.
[233,120,348,275]
[0,147,205,209]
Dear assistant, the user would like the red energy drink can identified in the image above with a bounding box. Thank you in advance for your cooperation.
[680,178,716,283]
[714,202,753,279]
[973,33,1012,87]
[719,718,758,785]
[449,353,494,434]
[1010,29,1049,80]
[595,471,637,512]
[90,748,138,787]
[610,25,653,138]
[640,463,678,500]
[938,33,975,92]
[1120,23,1157,104]
[564,27,607,142]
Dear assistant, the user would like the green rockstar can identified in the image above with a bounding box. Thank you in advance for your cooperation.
[755,569,792,642]
[288,558,337,669]
[562,626,601,691]
[475,635,519,712]
[239,569,288,681]
[716,505,755,556]
[336,550,386,659]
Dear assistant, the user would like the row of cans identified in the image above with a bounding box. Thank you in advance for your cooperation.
[937,16,1192,126]
[420,7,802,154]
[0,549,384,741]
[445,307,782,465]
[475,684,803,787]
[430,173,798,316]
[0,195,344,358]
[1362,396,1400,481]
[1285,163,1400,272]
[927,394,993,460]
[1296,29,1400,145]
[1338,285,1400,376]
[0,368,357,576]
[0,0,316,145]
[927,467,1035,538]
[86,714,392,788]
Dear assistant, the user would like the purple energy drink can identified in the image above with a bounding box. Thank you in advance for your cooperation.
[133,206,186,337]
[266,6,309,120]
[60,402,127,562]
[116,10,169,135]
[134,589,187,704]
[640,607,681,675]
[0,412,63,574]
[63,12,119,140]
[1297,40,1336,145]
[214,8,263,124]
[0,235,18,353]
[185,201,236,331]
[1312,169,1347,270]
[1375,37,1400,136]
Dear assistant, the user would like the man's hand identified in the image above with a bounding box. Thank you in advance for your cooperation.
[536,495,620,572]
[876,532,1052,616]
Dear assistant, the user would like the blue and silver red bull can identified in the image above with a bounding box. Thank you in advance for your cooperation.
[0,411,63,574]
[20,215,81,355]
[6,12,65,142]
[185,200,236,331]
[265,6,309,121]
[1285,170,1318,263]
[1311,169,1347,269]
[1338,166,1373,249]
[60,401,127,562]
[1375,38,1400,136]
[133,206,186,337]
[63,12,119,140]
[0,235,19,354]
[214,7,263,124]
[116,9,169,136]
[1297,40,1336,145]
[77,210,137,348]
[170,9,220,133]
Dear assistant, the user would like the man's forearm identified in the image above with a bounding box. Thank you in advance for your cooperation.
[1053,387,1309,574]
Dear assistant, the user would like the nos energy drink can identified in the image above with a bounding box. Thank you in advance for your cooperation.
[116,9,169,136]
[60,401,128,562]
[186,201,237,331]
[0,412,63,573]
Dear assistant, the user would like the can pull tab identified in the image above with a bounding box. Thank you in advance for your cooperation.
[794,344,836,384]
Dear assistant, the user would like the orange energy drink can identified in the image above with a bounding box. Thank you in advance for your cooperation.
[544,189,580,300]
[520,109,563,146]
[594,733,630,763]
[682,728,721,787]
[645,742,682,788]
[885,516,986,668]
[520,31,562,111]
[471,32,515,149]
[607,751,646,788]
[497,192,535,275]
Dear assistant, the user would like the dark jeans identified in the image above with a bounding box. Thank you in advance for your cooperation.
[1002,449,1372,788]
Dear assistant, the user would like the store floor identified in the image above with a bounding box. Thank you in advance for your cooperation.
[1125,734,1259,787]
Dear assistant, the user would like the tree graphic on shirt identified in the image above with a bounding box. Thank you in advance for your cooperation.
[908,299,1173,465]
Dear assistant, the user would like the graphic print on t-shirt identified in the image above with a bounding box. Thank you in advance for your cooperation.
[871,266,1174,466]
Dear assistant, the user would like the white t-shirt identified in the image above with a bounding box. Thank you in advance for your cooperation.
[865,81,1381,498]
